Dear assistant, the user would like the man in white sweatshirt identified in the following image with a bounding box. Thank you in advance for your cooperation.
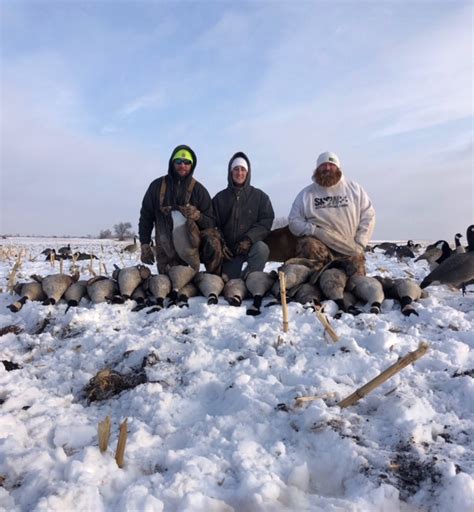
[288,151,375,274]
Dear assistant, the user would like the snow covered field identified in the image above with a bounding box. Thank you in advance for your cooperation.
[0,237,473,512]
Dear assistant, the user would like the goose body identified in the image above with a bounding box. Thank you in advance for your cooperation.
[41,273,78,305]
[115,265,151,299]
[87,276,118,303]
[173,282,199,307]
[8,282,46,312]
[277,263,312,290]
[147,274,171,309]
[245,271,276,315]
[223,278,248,306]
[167,265,197,301]
[194,272,225,305]
[319,268,347,311]
[347,275,384,313]
[64,280,88,311]
[171,211,200,271]
[292,282,323,306]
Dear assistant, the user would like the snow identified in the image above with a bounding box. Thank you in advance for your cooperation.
[0,237,473,511]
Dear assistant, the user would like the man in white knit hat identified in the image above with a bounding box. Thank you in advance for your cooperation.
[288,151,375,274]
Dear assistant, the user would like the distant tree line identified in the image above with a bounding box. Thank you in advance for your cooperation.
[99,222,136,241]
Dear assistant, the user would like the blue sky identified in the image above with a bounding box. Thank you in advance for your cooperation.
[1,0,472,241]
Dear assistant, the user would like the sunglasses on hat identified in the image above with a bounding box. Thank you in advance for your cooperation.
[174,159,192,165]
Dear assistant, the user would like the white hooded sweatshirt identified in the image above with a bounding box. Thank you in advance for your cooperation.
[288,175,375,256]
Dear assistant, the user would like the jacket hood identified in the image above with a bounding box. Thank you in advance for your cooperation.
[227,151,251,188]
[168,144,197,178]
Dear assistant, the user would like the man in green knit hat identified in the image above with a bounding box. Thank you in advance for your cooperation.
[138,144,216,273]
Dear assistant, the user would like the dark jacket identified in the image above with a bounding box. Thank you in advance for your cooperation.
[212,152,274,250]
[138,145,215,260]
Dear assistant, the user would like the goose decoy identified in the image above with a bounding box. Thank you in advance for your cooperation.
[373,241,397,252]
[73,252,98,261]
[454,233,465,254]
[395,245,415,261]
[122,236,138,254]
[39,272,79,305]
[194,272,225,305]
[415,240,452,271]
[347,275,385,314]
[420,225,474,294]
[171,210,201,271]
[58,243,72,257]
[146,274,171,311]
[64,280,88,312]
[223,278,248,306]
[167,265,197,303]
[7,281,46,312]
[245,271,276,316]
[87,276,118,304]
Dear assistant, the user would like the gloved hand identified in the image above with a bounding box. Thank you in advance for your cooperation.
[179,204,201,221]
[140,244,155,265]
[235,237,252,255]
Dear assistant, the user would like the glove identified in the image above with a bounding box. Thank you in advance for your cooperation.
[179,205,201,221]
[235,237,252,255]
[140,244,155,265]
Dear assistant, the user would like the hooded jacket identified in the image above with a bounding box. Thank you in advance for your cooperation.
[212,152,274,250]
[138,145,215,259]
[288,171,375,256]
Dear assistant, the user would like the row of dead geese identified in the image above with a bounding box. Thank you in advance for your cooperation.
[8,259,428,318]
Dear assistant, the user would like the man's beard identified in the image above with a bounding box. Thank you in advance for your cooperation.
[313,167,342,187]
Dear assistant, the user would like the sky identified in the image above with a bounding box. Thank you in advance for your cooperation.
[0,0,472,241]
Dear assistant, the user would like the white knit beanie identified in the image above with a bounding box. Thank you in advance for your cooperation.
[317,151,341,169]
[230,157,248,171]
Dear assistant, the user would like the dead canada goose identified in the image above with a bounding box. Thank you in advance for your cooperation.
[145,274,171,312]
[318,268,348,313]
[375,276,424,316]
[171,282,199,308]
[171,210,201,271]
[167,265,197,302]
[415,240,452,271]
[194,272,225,305]
[64,280,88,312]
[7,282,46,312]
[113,265,151,301]
[87,276,118,303]
[245,271,276,316]
[223,278,248,307]
[37,272,79,305]
[122,236,138,254]
[394,278,425,316]
[292,282,323,306]
[420,225,474,294]
[277,263,313,290]
[347,275,385,314]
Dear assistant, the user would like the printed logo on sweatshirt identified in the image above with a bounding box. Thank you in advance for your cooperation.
[313,196,349,209]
